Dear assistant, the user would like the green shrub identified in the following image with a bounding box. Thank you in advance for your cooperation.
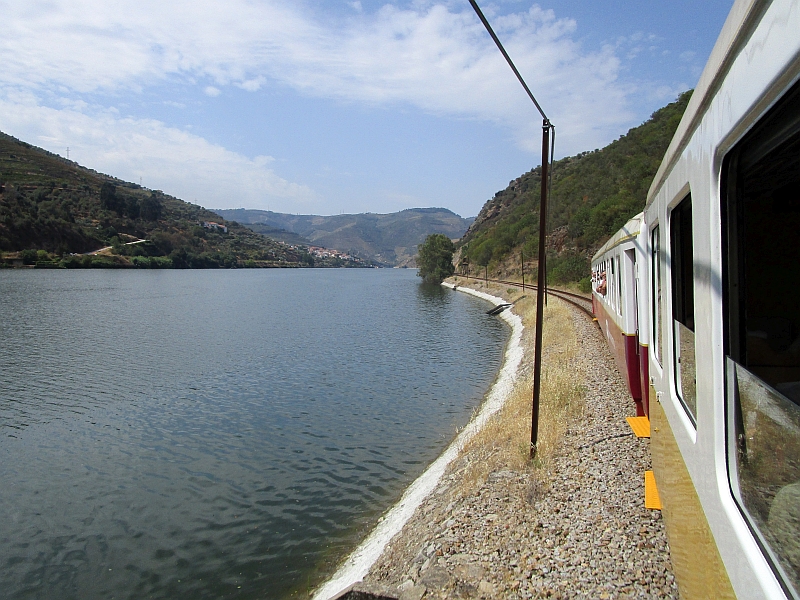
[548,251,589,284]
[21,249,38,265]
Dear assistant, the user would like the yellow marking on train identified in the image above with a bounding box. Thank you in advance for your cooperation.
[596,230,641,253]
[645,471,662,510]
[626,416,651,438]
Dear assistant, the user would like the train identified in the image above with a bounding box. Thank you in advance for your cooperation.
[590,0,800,597]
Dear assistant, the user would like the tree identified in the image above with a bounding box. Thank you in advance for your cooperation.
[125,196,140,219]
[100,182,121,213]
[417,233,455,284]
[139,195,162,221]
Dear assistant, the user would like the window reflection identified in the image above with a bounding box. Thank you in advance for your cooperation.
[675,322,697,418]
[730,360,800,591]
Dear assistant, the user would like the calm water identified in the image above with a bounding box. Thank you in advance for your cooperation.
[0,269,508,599]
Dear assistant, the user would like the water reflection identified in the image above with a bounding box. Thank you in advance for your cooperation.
[0,269,508,599]
[416,281,449,302]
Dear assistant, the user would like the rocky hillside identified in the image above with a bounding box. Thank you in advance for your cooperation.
[459,91,691,287]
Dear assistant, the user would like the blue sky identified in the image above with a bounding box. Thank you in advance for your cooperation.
[0,0,733,218]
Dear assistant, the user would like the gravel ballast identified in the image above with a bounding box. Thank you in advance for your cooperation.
[323,288,678,599]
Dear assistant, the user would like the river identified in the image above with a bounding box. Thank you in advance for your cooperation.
[0,268,508,599]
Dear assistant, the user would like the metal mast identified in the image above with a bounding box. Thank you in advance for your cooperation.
[468,0,555,457]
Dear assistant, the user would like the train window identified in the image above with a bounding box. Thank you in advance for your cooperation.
[652,225,662,366]
[600,261,607,296]
[617,256,623,317]
[670,195,697,423]
[724,80,800,596]
[609,258,615,311]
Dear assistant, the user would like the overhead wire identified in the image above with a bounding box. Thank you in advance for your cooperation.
[467,0,550,125]
[467,0,556,458]
[466,0,556,243]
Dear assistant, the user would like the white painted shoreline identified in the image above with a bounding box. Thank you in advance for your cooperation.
[312,283,524,600]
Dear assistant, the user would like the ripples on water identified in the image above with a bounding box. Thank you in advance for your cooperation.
[0,269,508,599]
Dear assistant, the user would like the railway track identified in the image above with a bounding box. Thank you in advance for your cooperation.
[456,275,594,318]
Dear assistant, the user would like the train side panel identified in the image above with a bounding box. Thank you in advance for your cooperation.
[643,0,800,597]
[592,215,644,414]
[594,299,645,416]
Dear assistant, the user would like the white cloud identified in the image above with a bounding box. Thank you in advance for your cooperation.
[0,0,635,155]
[238,78,265,92]
[0,92,316,212]
[204,86,221,97]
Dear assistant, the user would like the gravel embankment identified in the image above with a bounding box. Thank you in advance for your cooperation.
[353,299,678,599]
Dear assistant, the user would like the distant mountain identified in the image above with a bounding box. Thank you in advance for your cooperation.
[239,222,311,247]
[215,207,474,266]
[0,131,362,269]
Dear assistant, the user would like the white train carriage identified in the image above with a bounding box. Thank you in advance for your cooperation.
[621,0,800,597]
[592,214,649,417]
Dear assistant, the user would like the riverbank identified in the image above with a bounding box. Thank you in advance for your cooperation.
[316,279,677,599]
[312,281,525,600]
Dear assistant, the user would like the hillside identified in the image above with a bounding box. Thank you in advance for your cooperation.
[0,86,686,273]
[215,207,474,267]
[459,91,691,287]
[0,132,356,268]
[239,222,311,247]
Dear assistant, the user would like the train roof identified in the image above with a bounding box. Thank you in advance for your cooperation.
[591,212,643,263]
[646,0,767,208]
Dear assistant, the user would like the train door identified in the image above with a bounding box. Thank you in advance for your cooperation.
[635,226,651,416]
[625,249,638,335]
[624,247,644,414]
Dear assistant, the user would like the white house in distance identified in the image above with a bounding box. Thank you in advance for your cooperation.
[201,221,228,233]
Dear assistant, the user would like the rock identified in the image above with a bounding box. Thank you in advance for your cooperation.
[398,585,426,600]
[477,580,494,595]
[419,565,451,589]
[454,563,485,581]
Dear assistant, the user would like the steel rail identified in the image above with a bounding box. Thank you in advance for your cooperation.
[491,277,592,305]
[455,275,595,319]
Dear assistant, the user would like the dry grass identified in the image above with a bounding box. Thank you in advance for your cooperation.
[448,277,586,495]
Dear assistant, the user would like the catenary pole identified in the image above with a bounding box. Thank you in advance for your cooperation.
[530,121,550,456]
[468,0,554,458]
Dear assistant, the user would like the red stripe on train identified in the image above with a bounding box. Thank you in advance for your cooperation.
[593,297,644,416]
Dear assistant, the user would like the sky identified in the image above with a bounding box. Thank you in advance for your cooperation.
[0,0,734,218]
